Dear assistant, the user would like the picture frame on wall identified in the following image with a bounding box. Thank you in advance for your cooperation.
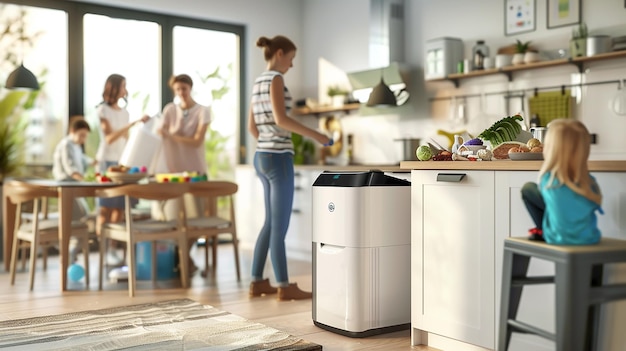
[505,0,536,36]
[547,0,581,28]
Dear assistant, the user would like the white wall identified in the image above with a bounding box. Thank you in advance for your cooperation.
[71,0,626,162]
[302,0,626,162]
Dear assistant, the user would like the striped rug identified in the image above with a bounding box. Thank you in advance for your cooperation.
[0,299,322,350]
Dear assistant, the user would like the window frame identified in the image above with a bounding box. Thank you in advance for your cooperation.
[1,0,247,163]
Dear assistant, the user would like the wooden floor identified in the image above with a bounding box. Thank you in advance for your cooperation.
[0,244,436,351]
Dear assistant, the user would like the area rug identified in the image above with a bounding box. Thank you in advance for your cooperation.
[0,298,322,350]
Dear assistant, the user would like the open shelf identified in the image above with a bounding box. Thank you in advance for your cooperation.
[293,103,360,117]
[427,50,626,87]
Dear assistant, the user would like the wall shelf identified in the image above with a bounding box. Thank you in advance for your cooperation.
[427,50,626,87]
[293,103,360,117]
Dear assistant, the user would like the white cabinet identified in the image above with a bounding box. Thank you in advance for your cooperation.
[235,166,321,261]
[494,171,554,351]
[412,169,626,351]
[285,169,317,261]
[411,170,495,349]
[234,166,265,250]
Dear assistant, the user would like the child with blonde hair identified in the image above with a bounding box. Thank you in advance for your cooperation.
[521,119,603,244]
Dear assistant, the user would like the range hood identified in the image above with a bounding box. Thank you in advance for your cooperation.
[347,0,409,106]
[347,62,409,105]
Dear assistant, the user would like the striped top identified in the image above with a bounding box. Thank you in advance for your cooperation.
[251,70,293,153]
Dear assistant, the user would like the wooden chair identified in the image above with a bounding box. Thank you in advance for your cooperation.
[96,182,190,297]
[186,181,240,281]
[6,180,91,291]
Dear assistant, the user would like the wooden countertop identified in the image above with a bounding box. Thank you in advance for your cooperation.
[236,164,407,173]
[400,160,626,172]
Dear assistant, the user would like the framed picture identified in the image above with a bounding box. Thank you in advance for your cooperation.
[547,0,581,28]
[505,0,536,36]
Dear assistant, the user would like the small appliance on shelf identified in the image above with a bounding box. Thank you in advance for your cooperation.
[425,37,464,79]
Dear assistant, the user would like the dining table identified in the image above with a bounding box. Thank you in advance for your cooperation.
[2,179,123,291]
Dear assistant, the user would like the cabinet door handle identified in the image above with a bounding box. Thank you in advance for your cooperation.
[292,208,301,214]
[436,173,466,182]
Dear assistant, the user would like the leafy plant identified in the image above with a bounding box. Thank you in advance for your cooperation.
[514,40,531,54]
[196,63,235,181]
[0,6,44,181]
[292,132,315,165]
[572,22,588,40]
[327,85,349,97]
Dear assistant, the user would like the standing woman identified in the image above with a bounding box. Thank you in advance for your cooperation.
[248,35,330,300]
[159,74,212,274]
[96,74,149,264]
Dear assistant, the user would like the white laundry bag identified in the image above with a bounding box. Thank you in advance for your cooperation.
[119,113,163,174]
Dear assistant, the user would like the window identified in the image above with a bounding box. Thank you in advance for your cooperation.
[1,0,246,169]
[0,4,68,164]
[172,25,240,178]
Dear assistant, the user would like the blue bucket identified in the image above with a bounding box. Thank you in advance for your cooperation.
[135,241,178,280]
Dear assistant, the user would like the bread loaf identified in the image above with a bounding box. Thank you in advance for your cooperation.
[491,142,527,159]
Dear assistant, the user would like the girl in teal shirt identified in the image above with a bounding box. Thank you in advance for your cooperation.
[521,119,603,244]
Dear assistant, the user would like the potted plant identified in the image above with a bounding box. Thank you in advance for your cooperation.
[292,132,315,165]
[327,85,349,107]
[512,40,531,65]
[570,22,588,58]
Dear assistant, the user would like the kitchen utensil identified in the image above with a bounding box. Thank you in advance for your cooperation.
[587,35,612,56]
[429,138,449,152]
[529,127,548,143]
[611,80,626,116]
[395,138,421,161]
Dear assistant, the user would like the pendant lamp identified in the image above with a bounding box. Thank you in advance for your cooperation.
[5,63,40,90]
[366,77,396,107]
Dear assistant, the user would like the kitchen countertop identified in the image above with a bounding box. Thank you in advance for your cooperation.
[400,160,626,172]
[237,164,408,172]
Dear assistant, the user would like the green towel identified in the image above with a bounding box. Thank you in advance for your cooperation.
[528,90,573,127]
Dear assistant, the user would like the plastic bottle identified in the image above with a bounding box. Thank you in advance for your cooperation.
[473,40,490,70]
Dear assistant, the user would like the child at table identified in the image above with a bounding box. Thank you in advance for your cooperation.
[52,118,95,261]
[521,119,603,244]
[52,118,95,181]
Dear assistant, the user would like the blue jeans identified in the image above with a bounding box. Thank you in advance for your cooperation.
[251,152,294,285]
[521,182,545,229]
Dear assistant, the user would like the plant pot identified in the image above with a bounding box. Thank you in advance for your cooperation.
[524,52,541,64]
[512,53,525,65]
[570,38,587,58]
[331,95,345,107]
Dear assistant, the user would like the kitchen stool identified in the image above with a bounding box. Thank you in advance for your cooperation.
[498,237,626,351]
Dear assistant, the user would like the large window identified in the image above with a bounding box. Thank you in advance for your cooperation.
[173,26,240,178]
[0,0,245,170]
[82,13,162,157]
[0,4,68,164]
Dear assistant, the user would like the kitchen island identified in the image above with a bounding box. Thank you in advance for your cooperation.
[400,160,626,351]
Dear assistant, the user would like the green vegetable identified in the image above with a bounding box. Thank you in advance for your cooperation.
[478,114,524,146]
[416,145,433,161]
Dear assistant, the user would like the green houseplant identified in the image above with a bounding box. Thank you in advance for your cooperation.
[570,22,588,58]
[327,85,349,107]
[512,40,531,65]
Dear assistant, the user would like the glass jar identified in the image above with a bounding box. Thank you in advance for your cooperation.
[472,40,490,70]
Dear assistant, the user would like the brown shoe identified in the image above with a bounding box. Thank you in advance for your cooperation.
[249,279,277,297]
[277,283,312,301]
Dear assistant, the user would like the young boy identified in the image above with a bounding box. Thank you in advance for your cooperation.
[52,118,95,181]
[52,118,95,262]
